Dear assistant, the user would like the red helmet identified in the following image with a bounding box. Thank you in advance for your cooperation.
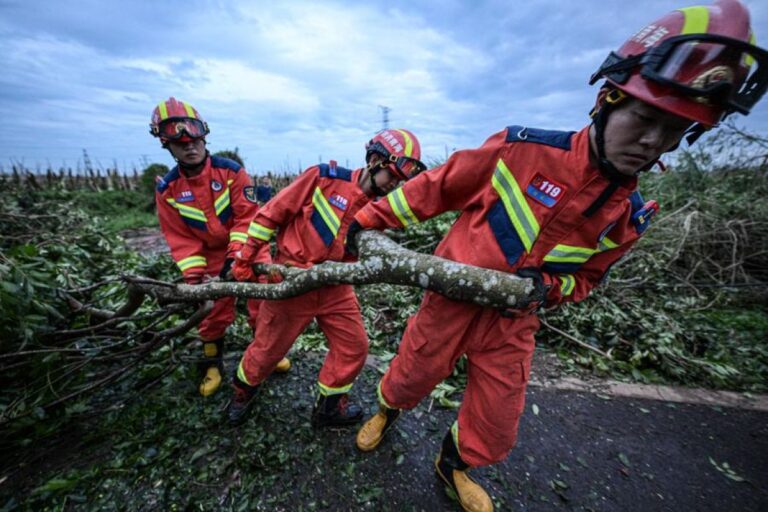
[149,97,210,144]
[590,0,767,127]
[365,128,426,180]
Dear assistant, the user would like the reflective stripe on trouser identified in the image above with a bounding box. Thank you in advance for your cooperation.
[196,250,261,340]
[239,284,369,388]
[379,291,536,467]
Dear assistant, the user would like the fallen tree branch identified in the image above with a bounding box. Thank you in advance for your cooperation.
[125,231,536,309]
[540,318,613,359]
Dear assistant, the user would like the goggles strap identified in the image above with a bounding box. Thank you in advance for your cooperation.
[590,53,643,85]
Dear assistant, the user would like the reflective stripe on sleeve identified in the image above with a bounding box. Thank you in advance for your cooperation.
[177,255,207,272]
[559,274,576,296]
[247,222,275,242]
[229,231,248,243]
[387,187,419,227]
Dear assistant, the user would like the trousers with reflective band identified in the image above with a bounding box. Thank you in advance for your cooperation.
[238,285,368,388]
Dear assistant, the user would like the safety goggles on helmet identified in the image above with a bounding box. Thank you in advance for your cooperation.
[368,141,426,179]
[591,34,768,117]
[153,117,209,141]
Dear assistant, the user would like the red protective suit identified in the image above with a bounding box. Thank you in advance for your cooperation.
[155,155,267,340]
[237,163,371,395]
[355,125,657,466]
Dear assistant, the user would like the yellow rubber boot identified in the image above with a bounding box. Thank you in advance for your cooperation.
[434,429,493,512]
[356,406,401,452]
[199,366,223,397]
[198,339,224,397]
[274,357,291,373]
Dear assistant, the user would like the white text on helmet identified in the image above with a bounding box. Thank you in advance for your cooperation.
[632,24,670,48]
[380,131,404,154]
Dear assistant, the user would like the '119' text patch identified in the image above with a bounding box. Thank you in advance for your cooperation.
[526,173,566,208]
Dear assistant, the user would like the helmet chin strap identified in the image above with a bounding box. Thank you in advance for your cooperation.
[363,162,388,197]
[591,93,659,180]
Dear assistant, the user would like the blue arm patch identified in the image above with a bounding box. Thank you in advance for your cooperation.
[318,163,352,181]
[629,191,657,234]
[156,166,180,193]
[505,125,575,151]
[210,155,242,172]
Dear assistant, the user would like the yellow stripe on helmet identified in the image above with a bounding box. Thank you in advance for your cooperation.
[744,31,757,67]
[158,101,169,120]
[182,101,196,119]
[677,6,710,35]
[395,129,413,157]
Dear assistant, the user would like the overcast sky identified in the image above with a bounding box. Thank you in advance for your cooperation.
[1,0,766,174]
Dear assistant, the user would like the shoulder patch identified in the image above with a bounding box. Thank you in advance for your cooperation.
[629,191,659,235]
[210,155,242,172]
[317,163,352,181]
[505,125,575,151]
[156,166,181,193]
[243,186,258,203]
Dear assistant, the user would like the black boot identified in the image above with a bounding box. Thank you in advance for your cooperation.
[435,429,493,512]
[226,377,258,426]
[311,393,363,427]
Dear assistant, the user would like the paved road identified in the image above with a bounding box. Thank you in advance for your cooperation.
[236,353,768,511]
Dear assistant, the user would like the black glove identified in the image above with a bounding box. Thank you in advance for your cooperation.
[500,267,551,318]
[219,258,234,280]
[345,220,364,257]
[516,267,551,305]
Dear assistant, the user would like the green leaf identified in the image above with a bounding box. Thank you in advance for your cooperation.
[618,453,631,467]
[550,479,569,490]
[532,404,540,416]
[32,478,76,494]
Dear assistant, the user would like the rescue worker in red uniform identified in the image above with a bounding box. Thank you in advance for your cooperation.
[348,2,767,511]
[225,129,427,427]
[151,97,290,397]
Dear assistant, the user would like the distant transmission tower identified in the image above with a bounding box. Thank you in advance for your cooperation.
[378,105,390,130]
[82,149,93,173]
